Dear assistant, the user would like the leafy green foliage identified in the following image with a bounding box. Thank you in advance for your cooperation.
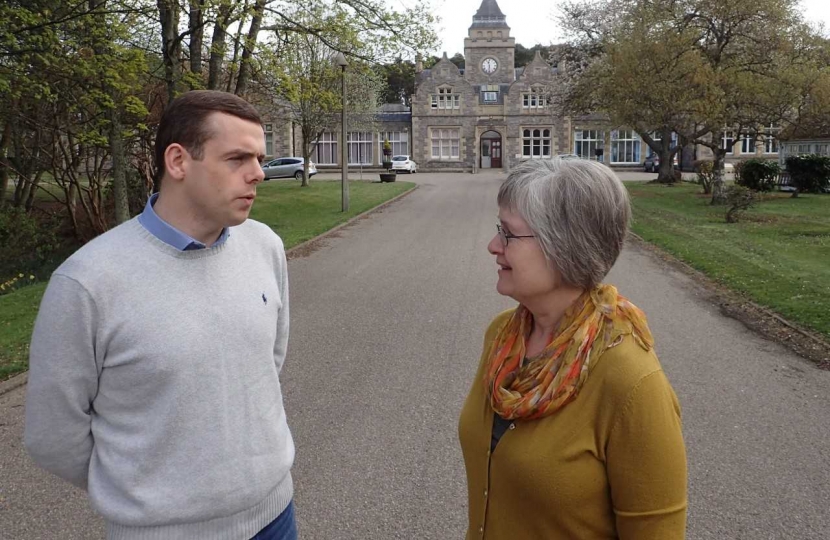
[785,155,830,194]
[738,159,781,192]
[724,185,757,223]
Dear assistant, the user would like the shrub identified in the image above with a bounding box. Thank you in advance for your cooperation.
[733,160,745,185]
[0,206,62,294]
[738,159,781,192]
[785,154,830,196]
[695,161,715,194]
[724,185,757,223]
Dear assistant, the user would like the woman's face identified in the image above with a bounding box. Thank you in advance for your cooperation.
[488,207,561,304]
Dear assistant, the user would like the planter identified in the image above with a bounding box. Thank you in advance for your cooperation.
[379,172,397,182]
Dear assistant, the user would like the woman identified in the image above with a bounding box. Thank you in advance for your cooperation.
[458,158,687,539]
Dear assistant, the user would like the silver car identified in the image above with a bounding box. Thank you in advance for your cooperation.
[262,157,318,180]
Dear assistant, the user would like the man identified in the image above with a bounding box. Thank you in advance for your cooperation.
[24,90,297,540]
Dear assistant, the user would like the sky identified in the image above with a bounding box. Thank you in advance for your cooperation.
[424,0,830,56]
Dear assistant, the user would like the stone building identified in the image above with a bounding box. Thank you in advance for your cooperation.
[411,0,567,173]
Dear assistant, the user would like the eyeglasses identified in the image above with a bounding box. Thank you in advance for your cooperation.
[496,223,536,247]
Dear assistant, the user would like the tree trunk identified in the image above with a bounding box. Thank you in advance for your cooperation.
[655,127,676,184]
[711,151,727,205]
[188,0,204,77]
[226,1,250,93]
[158,0,182,103]
[23,171,43,212]
[0,120,11,207]
[234,0,266,96]
[109,108,130,223]
[301,142,311,187]
[207,3,232,89]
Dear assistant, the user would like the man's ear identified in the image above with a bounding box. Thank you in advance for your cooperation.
[164,143,188,183]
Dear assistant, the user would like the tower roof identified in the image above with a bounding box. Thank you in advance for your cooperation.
[471,0,508,28]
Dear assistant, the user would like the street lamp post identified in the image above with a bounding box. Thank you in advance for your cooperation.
[334,52,349,212]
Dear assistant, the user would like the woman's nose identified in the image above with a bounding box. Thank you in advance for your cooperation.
[487,234,503,255]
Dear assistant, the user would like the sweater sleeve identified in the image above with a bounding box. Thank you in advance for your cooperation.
[272,239,290,374]
[606,369,688,539]
[24,274,100,490]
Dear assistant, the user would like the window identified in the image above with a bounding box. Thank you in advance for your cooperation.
[763,124,779,154]
[314,132,337,165]
[522,128,552,158]
[816,144,830,156]
[574,130,604,160]
[797,143,812,154]
[522,88,548,109]
[264,124,274,156]
[610,130,641,163]
[481,84,499,104]
[430,128,460,160]
[721,131,735,154]
[347,132,373,165]
[741,134,756,155]
[431,87,460,110]
[378,131,408,158]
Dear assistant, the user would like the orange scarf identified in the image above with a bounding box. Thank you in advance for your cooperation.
[485,284,654,420]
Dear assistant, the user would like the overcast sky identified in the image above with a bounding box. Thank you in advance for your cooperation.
[422,0,830,56]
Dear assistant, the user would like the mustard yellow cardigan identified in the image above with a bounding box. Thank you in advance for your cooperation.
[458,309,687,539]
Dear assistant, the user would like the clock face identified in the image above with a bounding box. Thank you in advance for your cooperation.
[482,58,498,74]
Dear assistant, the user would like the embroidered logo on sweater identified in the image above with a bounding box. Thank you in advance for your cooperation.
[262,293,268,305]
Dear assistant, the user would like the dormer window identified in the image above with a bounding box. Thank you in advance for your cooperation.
[481,85,499,104]
[431,87,461,110]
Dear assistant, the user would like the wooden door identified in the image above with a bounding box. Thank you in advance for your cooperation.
[491,139,502,168]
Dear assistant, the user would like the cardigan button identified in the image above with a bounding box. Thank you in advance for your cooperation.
[484,489,488,497]
[508,423,516,430]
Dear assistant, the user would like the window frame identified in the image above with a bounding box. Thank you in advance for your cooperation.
[610,130,641,164]
[347,131,374,165]
[521,127,552,158]
[430,128,461,160]
[314,132,338,165]
[573,129,605,161]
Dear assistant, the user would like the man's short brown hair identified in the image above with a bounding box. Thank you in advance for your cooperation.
[154,90,263,189]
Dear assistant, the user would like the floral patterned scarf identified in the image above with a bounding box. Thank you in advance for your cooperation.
[485,284,654,420]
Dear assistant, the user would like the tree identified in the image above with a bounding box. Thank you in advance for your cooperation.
[449,53,465,70]
[515,44,550,67]
[554,0,819,199]
[252,4,385,186]
[376,58,415,105]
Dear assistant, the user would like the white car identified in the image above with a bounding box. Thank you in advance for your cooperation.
[390,155,417,174]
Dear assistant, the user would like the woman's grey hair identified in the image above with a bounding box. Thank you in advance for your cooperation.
[498,157,631,289]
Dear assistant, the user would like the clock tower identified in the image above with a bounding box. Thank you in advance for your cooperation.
[464,0,516,85]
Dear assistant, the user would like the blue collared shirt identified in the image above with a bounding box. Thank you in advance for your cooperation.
[138,193,229,251]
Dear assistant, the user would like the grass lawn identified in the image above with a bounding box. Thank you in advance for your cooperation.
[250,179,413,247]
[627,182,830,340]
[0,179,414,381]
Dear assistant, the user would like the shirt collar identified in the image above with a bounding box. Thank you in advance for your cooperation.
[138,193,230,251]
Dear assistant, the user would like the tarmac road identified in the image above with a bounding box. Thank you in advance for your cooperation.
[1,171,828,540]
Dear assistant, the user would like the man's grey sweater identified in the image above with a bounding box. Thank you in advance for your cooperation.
[24,218,294,540]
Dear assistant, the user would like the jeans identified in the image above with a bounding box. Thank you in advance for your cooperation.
[251,501,298,540]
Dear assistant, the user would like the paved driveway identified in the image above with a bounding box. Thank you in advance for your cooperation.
[1,171,828,539]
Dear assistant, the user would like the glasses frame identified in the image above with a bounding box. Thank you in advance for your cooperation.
[496,223,536,247]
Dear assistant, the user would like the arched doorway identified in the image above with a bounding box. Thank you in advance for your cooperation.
[480,131,502,169]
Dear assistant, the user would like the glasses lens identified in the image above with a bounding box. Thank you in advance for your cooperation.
[497,224,507,246]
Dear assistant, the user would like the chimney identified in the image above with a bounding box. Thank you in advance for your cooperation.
[415,54,423,73]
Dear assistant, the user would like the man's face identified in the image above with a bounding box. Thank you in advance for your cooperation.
[180,112,265,229]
